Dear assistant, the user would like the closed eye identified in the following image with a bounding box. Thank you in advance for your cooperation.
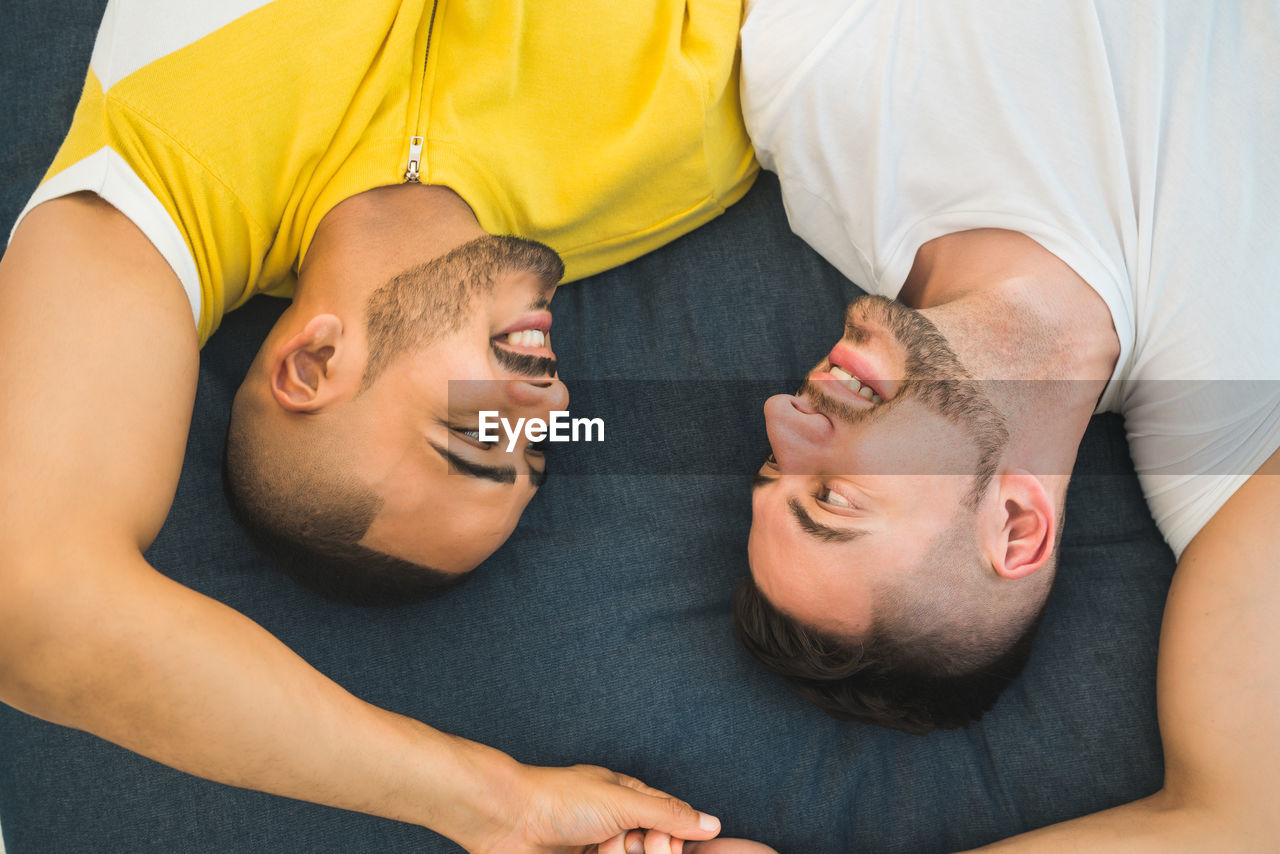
[438,429,547,487]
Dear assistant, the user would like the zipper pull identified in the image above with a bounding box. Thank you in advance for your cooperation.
[404,135,424,183]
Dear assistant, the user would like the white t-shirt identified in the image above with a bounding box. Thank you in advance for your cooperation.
[741,0,1280,558]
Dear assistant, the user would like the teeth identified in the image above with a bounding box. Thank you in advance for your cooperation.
[827,364,882,404]
[506,329,546,348]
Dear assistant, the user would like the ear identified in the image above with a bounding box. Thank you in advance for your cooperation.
[268,314,351,412]
[983,471,1056,580]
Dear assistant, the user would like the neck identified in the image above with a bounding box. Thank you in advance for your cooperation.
[900,228,1121,483]
[294,183,486,311]
[252,183,487,382]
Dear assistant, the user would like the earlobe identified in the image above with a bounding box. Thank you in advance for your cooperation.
[987,471,1056,580]
[269,314,348,412]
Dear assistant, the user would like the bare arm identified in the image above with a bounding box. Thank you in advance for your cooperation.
[0,195,719,851]
[970,446,1280,851]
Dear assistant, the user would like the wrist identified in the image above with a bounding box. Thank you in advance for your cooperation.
[417,730,528,852]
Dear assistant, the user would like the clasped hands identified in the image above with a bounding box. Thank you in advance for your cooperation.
[460,761,777,854]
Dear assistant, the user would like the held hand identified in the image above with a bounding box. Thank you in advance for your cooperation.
[597,830,780,854]
[469,763,720,853]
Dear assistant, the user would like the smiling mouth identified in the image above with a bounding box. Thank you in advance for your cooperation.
[494,312,554,358]
[823,365,884,405]
[500,328,547,349]
[807,337,904,408]
[808,362,889,411]
[491,331,555,371]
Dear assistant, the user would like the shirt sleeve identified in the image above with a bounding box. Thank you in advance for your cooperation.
[9,60,264,347]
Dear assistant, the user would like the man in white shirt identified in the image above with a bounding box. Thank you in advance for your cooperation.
[735,1,1280,847]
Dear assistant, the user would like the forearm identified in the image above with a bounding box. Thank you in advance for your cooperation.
[0,544,517,844]
[966,790,1244,852]
[976,451,1280,854]
[0,198,523,847]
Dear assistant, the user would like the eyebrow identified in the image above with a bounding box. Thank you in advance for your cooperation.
[787,497,868,544]
[428,441,547,487]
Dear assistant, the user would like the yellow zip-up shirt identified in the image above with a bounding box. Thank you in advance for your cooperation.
[17,0,757,345]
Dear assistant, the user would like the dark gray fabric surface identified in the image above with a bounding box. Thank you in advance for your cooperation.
[1,2,1174,852]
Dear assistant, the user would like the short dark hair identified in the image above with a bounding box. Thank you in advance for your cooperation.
[732,573,1050,735]
[221,419,467,608]
[219,234,563,606]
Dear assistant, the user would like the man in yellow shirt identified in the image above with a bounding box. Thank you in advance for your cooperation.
[0,0,755,848]
[17,0,754,602]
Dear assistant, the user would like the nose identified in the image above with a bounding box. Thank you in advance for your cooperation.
[763,393,835,475]
[505,377,570,414]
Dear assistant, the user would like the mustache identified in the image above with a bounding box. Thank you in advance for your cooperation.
[490,340,558,378]
[796,376,896,427]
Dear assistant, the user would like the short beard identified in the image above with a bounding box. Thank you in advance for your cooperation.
[490,340,557,378]
[360,234,563,390]
[805,294,1011,507]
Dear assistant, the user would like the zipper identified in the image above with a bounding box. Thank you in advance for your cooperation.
[404,135,424,183]
[404,0,441,183]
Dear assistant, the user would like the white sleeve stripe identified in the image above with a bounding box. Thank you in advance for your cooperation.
[8,146,203,330]
[91,0,276,91]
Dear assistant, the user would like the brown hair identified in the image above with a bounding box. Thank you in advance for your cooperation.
[732,572,1050,734]
[734,508,1057,734]
[222,234,563,605]
[221,415,467,606]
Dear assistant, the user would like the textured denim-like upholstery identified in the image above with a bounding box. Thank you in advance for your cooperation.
[0,2,1174,852]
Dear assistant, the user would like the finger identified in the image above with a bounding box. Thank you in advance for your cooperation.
[613,780,720,841]
[597,830,634,854]
[644,830,675,854]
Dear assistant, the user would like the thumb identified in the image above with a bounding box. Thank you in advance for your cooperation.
[620,789,720,841]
